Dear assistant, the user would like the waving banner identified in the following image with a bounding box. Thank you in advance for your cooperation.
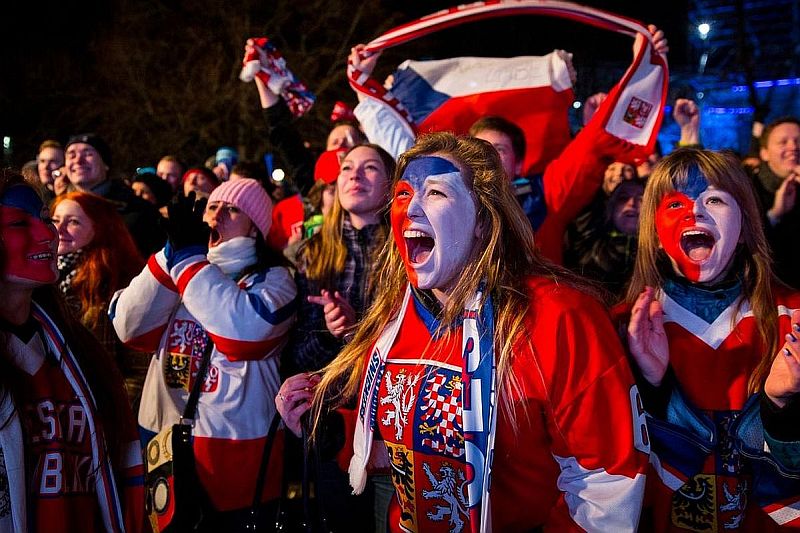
[348,0,669,175]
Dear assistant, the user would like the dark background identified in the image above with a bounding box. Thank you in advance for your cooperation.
[1,0,793,175]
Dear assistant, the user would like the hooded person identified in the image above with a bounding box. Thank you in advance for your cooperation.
[131,171,174,215]
[277,133,650,532]
[620,148,800,530]
[110,178,297,530]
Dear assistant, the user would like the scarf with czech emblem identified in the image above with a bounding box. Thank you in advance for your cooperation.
[350,283,497,533]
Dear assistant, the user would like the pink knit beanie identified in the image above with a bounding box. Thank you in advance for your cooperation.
[208,178,273,239]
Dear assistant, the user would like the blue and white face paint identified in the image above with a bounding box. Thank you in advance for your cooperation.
[391,155,479,294]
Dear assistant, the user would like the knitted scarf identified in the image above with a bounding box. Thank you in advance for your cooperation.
[206,236,257,276]
[57,250,84,296]
[351,284,497,532]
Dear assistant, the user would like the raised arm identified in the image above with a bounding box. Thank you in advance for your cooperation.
[244,39,316,195]
[350,44,414,159]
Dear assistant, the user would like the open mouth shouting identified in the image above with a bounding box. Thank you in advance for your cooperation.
[391,155,479,292]
[404,229,434,266]
[655,177,742,284]
[209,227,223,247]
[680,229,715,263]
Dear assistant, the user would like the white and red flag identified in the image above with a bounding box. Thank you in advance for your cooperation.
[348,0,669,174]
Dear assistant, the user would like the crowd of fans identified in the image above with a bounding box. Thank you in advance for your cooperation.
[1,20,800,533]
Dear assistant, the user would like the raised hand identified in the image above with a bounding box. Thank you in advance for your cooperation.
[349,44,381,78]
[673,98,700,146]
[163,192,209,251]
[765,310,800,408]
[308,289,357,339]
[627,286,670,386]
[767,174,799,226]
[244,38,269,70]
[634,24,669,59]
[555,49,577,85]
[582,92,608,127]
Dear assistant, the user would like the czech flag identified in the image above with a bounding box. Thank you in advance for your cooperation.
[389,52,574,175]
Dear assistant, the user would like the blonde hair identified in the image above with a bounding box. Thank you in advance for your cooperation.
[300,191,349,287]
[299,144,394,289]
[625,148,780,393]
[310,132,596,431]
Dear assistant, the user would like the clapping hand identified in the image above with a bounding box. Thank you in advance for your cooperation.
[627,286,670,386]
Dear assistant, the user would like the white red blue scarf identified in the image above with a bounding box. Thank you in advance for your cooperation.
[348,0,668,158]
[351,284,497,533]
[32,303,127,532]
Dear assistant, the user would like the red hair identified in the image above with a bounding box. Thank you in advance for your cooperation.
[52,192,145,328]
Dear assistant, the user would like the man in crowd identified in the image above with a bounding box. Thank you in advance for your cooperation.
[156,155,184,192]
[36,140,64,197]
[65,133,165,255]
[749,117,800,289]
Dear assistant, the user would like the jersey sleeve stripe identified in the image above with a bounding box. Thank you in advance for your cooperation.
[147,253,178,292]
[208,332,287,361]
[176,260,210,294]
[246,293,298,325]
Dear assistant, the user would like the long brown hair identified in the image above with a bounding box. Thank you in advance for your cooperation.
[52,192,144,329]
[299,143,394,289]
[625,148,779,393]
[310,132,598,430]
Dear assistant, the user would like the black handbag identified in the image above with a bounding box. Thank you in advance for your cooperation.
[144,339,214,533]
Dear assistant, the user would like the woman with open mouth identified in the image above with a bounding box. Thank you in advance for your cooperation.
[0,171,143,532]
[111,178,297,530]
[622,148,800,530]
[280,132,650,531]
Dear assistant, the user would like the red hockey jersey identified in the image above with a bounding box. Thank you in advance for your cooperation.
[368,277,648,531]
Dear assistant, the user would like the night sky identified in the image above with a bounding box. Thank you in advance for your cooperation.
[0,0,690,169]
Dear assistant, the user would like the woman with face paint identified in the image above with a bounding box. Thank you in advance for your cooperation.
[110,179,297,530]
[0,171,144,532]
[623,148,800,531]
[283,133,649,532]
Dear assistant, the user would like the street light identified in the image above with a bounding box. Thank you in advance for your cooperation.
[697,23,711,74]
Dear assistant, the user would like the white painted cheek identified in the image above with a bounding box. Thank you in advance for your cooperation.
[429,199,477,289]
[701,203,743,282]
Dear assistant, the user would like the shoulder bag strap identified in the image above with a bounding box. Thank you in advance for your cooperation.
[181,337,214,422]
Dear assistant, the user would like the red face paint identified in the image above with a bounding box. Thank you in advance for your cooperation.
[390,180,418,286]
[0,199,58,286]
[655,191,702,281]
